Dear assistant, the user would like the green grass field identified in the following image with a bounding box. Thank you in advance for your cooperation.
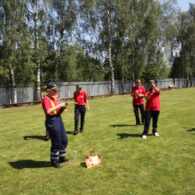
[0,88,195,195]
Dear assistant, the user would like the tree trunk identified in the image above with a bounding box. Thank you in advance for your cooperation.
[35,0,41,101]
[9,64,17,104]
[132,54,135,82]
[121,39,125,93]
[107,4,115,94]
[55,33,63,82]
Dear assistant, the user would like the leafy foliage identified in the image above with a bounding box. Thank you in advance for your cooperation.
[0,0,194,94]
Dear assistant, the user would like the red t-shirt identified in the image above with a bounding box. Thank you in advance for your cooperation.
[74,91,88,105]
[42,96,60,116]
[131,86,145,105]
[145,88,161,111]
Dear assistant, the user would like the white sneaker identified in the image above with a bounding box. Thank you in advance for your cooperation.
[154,132,160,136]
[142,135,147,139]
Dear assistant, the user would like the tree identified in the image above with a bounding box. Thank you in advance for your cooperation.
[79,0,116,93]
[26,0,52,100]
[0,0,32,103]
[171,3,195,86]
[49,0,78,82]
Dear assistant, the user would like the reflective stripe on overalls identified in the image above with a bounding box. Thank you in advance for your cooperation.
[47,96,57,115]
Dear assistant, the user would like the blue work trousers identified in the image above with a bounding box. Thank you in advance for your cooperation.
[45,115,68,164]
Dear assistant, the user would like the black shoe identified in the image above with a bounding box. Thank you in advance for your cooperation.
[73,131,78,135]
[44,136,50,141]
[59,158,70,163]
[136,124,141,126]
[80,130,84,133]
[51,163,62,168]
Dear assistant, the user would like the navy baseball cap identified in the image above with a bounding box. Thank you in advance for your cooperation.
[47,82,57,90]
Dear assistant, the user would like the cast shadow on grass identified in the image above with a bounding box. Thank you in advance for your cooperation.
[9,160,51,169]
[187,128,195,132]
[110,124,137,127]
[80,162,87,168]
[24,135,45,140]
[117,133,141,139]
[66,131,74,134]
[117,133,153,139]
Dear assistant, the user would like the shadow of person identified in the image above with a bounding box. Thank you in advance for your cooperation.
[117,133,141,139]
[65,131,74,134]
[80,162,87,168]
[9,160,51,169]
[24,136,45,140]
[110,124,137,127]
[187,128,195,132]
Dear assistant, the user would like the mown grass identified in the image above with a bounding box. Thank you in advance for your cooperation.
[0,88,195,195]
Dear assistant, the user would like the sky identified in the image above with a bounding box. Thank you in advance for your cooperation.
[177,0,195,11]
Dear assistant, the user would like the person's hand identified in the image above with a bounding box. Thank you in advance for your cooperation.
[135,90,140,97]
[151,83,155,88]
[87,105,90,111]
[60,102,68,108]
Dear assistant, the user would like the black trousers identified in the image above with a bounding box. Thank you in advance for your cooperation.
[74,105,86,132]
[133,104,145,125]
[142,111,160,135]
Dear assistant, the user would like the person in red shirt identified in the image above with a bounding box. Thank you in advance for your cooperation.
[42,82,69,168]
[142,80,161,139]
[131,79,145,125]
[42,91,59,141]
[73,85,89,135]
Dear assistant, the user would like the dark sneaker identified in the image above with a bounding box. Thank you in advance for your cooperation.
[51,163,62,168]
[73,131,78,135]
[80,130,84,133]
[59,158,70,163]
[136,124,141,126]
[44,136,50,141]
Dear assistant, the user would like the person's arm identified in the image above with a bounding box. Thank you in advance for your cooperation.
[131,91,135,97]
[131,87,136,97]
[86,99,90,110]
[145,91,151,100]
[73,92,78,105]
[58,102,68,115]
[46,102,67,115]
[152,83,159,93]
[141,87,146,98]
[84,92,89,110]
[137,93,144,98]
[132,89,144,98]
[131,88,138,97]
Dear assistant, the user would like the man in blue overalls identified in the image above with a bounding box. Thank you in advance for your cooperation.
[42,82,69,168]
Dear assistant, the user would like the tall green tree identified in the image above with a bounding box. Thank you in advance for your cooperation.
[79,0,117,93]
[171,3,195,86]
[49,0,78,82]
[0,0,32,103]
[26,0,52,100]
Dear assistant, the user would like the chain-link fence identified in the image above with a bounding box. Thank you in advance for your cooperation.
[0,78,195,106]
